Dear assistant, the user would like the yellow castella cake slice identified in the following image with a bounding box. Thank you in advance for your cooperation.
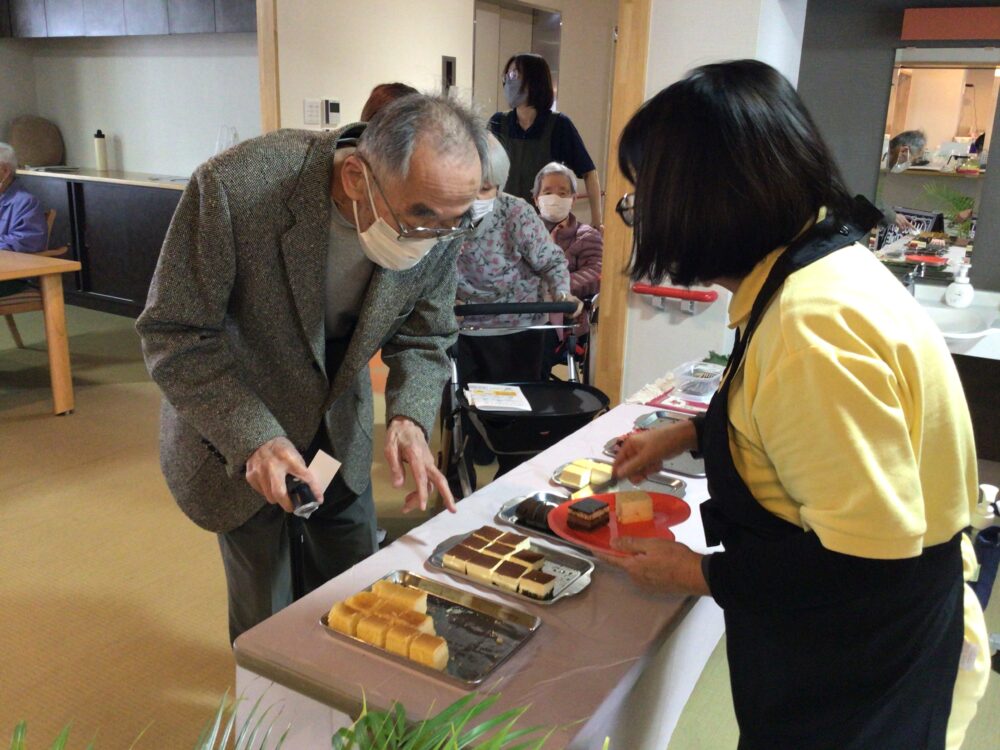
[371,580,427,613]
[385,623,421,657]
[345,591,380,613]
[393,609,435,634]
[615,491,654,524]
[356,614,394,648]
[327,602,363,636]
[409,633,449,671]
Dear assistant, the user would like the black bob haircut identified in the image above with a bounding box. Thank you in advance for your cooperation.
[504,53,555,113]
[618,59,854,286]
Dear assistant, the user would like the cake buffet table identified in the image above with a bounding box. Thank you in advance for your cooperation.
[233,403,725,749]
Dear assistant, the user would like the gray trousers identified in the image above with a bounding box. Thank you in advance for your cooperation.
[217,438,377,643]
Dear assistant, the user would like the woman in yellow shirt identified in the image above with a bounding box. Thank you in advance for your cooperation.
[608,60,989,749]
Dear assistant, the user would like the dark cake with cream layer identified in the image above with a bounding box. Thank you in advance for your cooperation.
[566,498,610,530]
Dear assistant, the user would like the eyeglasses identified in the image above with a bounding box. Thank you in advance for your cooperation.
[502,69,520,84]
[360,156,477,241]
[615,193,635,227]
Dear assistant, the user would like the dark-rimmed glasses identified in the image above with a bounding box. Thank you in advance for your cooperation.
[359,156,477,241]
[615,193,635,227]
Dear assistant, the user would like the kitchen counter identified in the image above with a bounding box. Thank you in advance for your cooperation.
[17,168,188,191]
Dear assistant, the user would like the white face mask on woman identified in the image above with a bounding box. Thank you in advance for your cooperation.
[352,164,438,270]
[470,197,495,222]
[537,194,574,224]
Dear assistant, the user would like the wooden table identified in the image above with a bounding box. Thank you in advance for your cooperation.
[0,250,83,414]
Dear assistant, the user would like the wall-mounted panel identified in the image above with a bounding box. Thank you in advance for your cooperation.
[45,0,85,37]
[84,0,126,36]
[215,0,254,33]
[124,0,167,35]
[166,0,213,34]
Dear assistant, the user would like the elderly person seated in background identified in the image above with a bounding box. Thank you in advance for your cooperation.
[0,142,48,297]
[455,134,581,475]
[533,161,602,337]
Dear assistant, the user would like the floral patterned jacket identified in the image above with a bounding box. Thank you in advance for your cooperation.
[455,192,570,329]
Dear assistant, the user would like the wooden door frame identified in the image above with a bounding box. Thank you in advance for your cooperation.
[257,0,281,133]
[593,0,651,404]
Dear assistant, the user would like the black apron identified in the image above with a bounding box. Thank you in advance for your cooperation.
[700,211,965,749]
[497,110,557,204]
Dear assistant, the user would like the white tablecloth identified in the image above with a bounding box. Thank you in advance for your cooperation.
[234,403,724,749]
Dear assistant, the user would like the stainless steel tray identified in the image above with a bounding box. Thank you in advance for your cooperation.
[605,432,705,479]
[495,492,592,554]
[428,533,594,606]
[319,570,540,688]
[550,457,615,490]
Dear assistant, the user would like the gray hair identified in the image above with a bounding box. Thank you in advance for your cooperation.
[358,94,488,182]
[889,130,926,153]
[0,142,17,171]
[531,161,577,197]
[483,133,509,190]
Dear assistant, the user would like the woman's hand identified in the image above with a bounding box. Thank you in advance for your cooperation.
[613,420,698,483]
[599,538,709,596]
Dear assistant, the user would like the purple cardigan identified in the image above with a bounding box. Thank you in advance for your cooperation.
[543,213,602,297]
[0,180,48,253]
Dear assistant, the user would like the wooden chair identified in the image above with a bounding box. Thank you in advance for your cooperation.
[2,209,72,349]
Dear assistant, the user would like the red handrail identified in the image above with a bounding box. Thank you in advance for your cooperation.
[631,284,718,303]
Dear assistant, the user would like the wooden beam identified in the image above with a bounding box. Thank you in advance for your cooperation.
[593,0,651,405]
[901,7,1000,41]
[256,0,281,133]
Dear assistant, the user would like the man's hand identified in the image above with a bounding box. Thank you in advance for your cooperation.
[245,436,322,513]
[599,538,709,596]
[385,416,456,514]
[613,420,698,483]
[567,293,585,319]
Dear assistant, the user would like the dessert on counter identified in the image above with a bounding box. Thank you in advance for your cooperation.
[615,491,654,524]
[327,580,449,670]
[441,525,558,600]
[557,458,614,490]
[566,498,610,530]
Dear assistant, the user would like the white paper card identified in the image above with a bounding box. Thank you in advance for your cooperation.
[308,449,342,495]
[465,383,532,411]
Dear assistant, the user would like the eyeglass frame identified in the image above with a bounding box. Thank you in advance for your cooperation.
[357,155,478,242]
[502,68,520,83]
[615,192,635,227]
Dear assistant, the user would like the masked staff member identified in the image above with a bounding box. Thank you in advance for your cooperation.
[137,95,487,643]
[608,61,988,750]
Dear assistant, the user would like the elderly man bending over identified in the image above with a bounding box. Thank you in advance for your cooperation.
[137,95,487,642]
[0,142,49,297]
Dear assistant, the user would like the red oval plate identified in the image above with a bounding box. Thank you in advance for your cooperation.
[548,492,691,556]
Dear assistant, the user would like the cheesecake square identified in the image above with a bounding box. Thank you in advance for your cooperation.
[519,570,557,600]
[496,531,530,551]
[510,549,545,571]
[461,535,490,551]
[442,543,478,573]
[465,551,501,583]
[472,525,504,542]
[491,560,529,592]
[484,541,516,558]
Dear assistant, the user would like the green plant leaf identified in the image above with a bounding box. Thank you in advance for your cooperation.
[10,722,27,750]
[45,725,71,750]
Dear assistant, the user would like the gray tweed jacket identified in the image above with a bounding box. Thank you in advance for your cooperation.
[137,125,459,533]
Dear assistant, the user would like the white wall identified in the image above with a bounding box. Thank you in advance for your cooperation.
[901,67,965,153]
[620,0,808,397]
[30,34,261,176]
[276,0,475,127]
[0,40,39,144]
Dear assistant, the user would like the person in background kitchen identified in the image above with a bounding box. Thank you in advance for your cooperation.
[606,61,988,750]
[532,161,602,343]
[489,53,603,232]
[0,142,49,297]
[137,95,487,643]
[360,82,418,122]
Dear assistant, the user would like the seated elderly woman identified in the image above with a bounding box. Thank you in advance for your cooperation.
[532,161,602,336]
[0,142,48,296]
[455,134,581,474]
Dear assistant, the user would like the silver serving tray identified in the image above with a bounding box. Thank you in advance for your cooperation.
[558,451,689,493]
[428,533,594,606]
[550,457,616,490]
[605,411,707,479]
[495,492,592,554]
[319,570,540,688]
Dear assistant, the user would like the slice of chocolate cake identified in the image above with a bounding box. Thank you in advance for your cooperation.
[566,497,610,531]
[515,498,553,532]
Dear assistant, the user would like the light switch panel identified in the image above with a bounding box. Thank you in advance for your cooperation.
[303,99,322,126]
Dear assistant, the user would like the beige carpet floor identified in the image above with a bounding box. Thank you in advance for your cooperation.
[1,306,997,748]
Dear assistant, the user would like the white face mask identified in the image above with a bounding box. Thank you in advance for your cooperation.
[470,197,495,222]
[537,194,574,223]
[352,165,438,270]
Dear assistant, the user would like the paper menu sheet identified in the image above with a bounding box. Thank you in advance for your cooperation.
[464,383,532,411]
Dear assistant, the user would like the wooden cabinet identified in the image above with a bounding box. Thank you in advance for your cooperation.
[84,0,125,36]
[44,0,84,36]
[166,0,213,34]
[0,0,12,37]
[123,0,167,35]
[17,173,180,316]
[215,0,255,33]
[10,0,47,36]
